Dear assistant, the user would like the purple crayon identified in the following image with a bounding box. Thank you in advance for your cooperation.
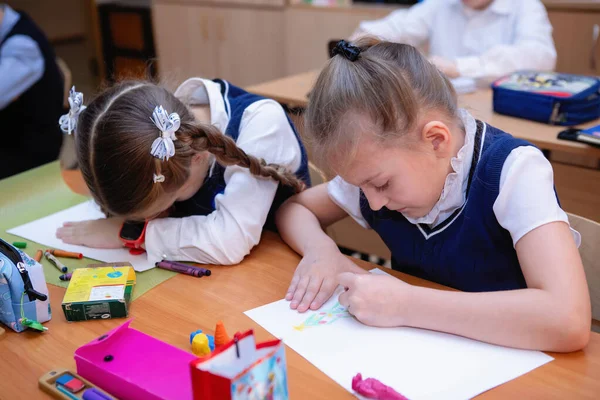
[59,272,72,281]
[164,260,212,276]
[155,261,204,277]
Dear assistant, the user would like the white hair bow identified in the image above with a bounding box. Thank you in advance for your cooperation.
[150,105,180,161]
[59,86,87,135]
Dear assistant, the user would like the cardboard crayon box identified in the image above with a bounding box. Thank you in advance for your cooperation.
[62,264,136,322]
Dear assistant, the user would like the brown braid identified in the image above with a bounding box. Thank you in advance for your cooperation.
[179,122,305,193]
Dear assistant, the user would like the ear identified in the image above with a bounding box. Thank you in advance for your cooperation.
[191,151,208,165]
[421,121,452,157]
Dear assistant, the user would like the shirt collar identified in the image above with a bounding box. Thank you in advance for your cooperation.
[402,109,478,228]
[173,77,229,132]
[449,0,512,16]
[0,5,20,44]
[488,0,512,15]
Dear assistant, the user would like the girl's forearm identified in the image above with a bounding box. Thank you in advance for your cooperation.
[276,202,338,256]
[405,286,590,352]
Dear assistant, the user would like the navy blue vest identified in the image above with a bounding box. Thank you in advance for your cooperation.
[360,121,536,292]
[172,80,311,229]
[0,11,64,179]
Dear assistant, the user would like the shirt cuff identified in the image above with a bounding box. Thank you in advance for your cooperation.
[455,56,484,79]
[145,218,182,264]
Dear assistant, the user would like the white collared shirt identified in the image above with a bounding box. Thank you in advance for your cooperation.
[354,0,557,80]
[0,5,45,110]
[145,78,302,265]
[328,109,580,248]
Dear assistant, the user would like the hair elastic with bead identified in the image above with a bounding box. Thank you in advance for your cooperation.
[59,86,87,135]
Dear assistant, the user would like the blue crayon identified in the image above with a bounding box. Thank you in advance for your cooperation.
[45,251,68,273]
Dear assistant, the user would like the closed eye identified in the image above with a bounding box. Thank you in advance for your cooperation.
[375,182,389,193]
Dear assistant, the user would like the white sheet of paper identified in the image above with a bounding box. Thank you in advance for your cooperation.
[7,201,155,272]
[245,269,553,400]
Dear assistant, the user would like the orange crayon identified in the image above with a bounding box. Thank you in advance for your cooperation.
[214,321,231,347]
[34,250,43,263]
[47,249,83,259]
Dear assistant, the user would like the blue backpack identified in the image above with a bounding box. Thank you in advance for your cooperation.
[0,238,51,332]
[492,71,600,126]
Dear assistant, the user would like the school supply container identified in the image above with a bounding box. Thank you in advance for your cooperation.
[191,330,288,400]
[0,237,51,332]
[62,264,135,322]
[492,71,600,126]
[75,320,196,400]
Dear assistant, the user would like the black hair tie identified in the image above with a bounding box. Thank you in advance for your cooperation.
[331,40,361,62]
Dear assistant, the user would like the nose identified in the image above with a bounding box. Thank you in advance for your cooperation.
[363,188,388,211]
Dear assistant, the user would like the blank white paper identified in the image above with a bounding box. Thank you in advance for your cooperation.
[7,201,155,272]
[245,269,553,400]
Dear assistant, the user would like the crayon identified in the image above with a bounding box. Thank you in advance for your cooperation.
[12,242,27,249]
[44,251,68,273]
[82,388,113,400]
[59,273,73,281]
[155,261,203,277]
[47,249,83,259]
[34,250,43,263]
[169,260,212,276]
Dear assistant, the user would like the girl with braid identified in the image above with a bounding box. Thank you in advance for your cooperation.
[56,78,310,265]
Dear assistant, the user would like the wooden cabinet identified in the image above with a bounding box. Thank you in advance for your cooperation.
[547,9,600,75]
[214,7,285,87]
[284,6,392,75]
[153,3,216,85]
[153,2,284,87]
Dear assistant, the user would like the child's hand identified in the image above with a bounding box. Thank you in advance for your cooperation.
[56,218,125,249]
[287,245,366,313]
[429,55,459,79]
[338,272,412,328]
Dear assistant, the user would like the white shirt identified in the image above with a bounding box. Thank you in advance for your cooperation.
[355,0,557,80]
[0,5,45,110]
[328,109,581,248]
[145,78,302,265]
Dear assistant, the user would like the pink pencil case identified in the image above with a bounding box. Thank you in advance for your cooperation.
[75,320,197,400]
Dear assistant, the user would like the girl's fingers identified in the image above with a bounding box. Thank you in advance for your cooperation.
[286,274,301,301]
[310,279,337,310]
[290,276,310,310]
[56,226,72,238]
[297,277,323,312]
[338,290,351,309]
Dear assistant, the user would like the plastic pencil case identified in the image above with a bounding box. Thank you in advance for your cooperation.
[0,238,51,332]
[492,71,600,126]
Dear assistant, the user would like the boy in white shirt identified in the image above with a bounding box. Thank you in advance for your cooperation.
[352,0,556,81]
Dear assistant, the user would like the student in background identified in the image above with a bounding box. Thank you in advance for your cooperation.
[276,39,590,352]
[0,3,64,179]
[56,78,310,265]
[351,0,556,81]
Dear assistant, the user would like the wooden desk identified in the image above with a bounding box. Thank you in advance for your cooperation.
[1,232,600,399]
[247,70,600,158]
